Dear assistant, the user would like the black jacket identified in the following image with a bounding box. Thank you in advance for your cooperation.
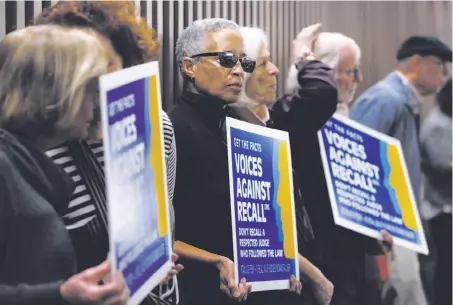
[169,60,337,305]
[0,129,76,305]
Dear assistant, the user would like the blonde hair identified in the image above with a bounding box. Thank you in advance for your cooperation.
[0,25,114,137]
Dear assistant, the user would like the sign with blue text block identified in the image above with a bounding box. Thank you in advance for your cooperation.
[226,117,300,292]
[318,113,428,254]
[99,61,173,305]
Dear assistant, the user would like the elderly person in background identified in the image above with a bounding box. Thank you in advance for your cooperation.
[169,18,337,305]
[284,28,395,305]
[0,25,128,305]
[350,35,452,305]
[285,31,362,116]
[237,25,337,305]
[420,78,452,305]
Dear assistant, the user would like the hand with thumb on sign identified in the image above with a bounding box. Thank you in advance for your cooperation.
[60,258,129,305]
[217,257,252,302]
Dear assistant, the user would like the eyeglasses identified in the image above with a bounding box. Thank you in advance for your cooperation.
[191,52,256,73]
[338,66,361,82]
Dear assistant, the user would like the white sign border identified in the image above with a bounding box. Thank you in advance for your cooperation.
[318,113,429,255]
[99,61,173,305]
[225,117,300,292]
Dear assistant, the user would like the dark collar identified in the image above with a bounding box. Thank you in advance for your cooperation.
[0,129,74,215]
[178,91,234,130]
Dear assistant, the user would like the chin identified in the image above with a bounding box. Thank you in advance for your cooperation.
[222,93,241,103]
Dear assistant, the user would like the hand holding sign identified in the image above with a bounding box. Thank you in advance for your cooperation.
[60,258,129,305]
[160,253,184,285]
[218,257,252,301]
[289,275,302,295]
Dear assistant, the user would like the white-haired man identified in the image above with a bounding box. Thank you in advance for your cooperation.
[286,32,362,116]
[283,30,394,305]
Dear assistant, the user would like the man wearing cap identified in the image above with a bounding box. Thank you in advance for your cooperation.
[350,35,451,305]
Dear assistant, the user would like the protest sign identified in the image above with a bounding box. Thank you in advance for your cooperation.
[99,61,173,305]
[226,117,299,292]
[318,113,428,254]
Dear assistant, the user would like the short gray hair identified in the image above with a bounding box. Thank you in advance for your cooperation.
[285,32,361,94]
[239,26,269,104]
[175,18,239,76]
[240,26,269,61]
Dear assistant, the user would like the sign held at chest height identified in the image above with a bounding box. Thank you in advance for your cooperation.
[226,117,299,292]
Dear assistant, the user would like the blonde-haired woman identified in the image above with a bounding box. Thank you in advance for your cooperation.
[0,25,127,305]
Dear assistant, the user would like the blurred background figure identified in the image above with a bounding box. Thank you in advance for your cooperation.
[350,35,452,305]
[286,32,362,116]
[0,24,128,305]
[285,28,395,305]
[420,78,452,305]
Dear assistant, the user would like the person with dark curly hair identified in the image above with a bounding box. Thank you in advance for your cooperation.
[35,2,182,305]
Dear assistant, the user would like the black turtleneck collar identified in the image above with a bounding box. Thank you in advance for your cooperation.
[178,91,235,130]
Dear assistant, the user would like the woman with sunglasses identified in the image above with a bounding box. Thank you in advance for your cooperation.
[168,18,337,305]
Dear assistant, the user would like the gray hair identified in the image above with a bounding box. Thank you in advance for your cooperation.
[175,18,239,76]
[285,32,361,94]
[239,26,269,105]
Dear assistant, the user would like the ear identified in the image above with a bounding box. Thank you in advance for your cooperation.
[182,57,197,79]
[406,55,423,81]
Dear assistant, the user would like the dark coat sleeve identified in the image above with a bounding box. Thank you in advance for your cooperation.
[0,153,65,305]
[271,59,338,136]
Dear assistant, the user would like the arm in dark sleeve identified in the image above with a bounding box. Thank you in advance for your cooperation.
[0,282,65,305]
[0,154,66,305]
[272,59,338,135]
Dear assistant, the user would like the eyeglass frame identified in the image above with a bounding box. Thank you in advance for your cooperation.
[190,51,256,73]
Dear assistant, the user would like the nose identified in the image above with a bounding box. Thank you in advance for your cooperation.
[268,62,279,76]
[231,59,245,78]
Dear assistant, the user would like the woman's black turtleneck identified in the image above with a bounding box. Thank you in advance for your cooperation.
[169,58,338,305]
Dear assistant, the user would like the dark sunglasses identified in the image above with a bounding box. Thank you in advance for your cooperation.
[191,52,256,73]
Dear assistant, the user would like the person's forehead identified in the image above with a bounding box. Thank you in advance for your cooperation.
[205,28,244,53]
[339,48,358,66]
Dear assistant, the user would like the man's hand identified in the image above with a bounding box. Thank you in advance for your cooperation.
[380,230,394,254]
[60,258,129,305]
[160,253,184,285]
[217,257,252,301]
[289,275,302,294]
[292,23,322,62]
[313,276,334,305]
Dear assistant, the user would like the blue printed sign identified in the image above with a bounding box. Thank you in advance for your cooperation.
[226,117,299,292]
[318,114,428,254]
[99,62,172,305]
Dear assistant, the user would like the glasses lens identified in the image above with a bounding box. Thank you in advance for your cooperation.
[219,53,238,68]
[241,58,256,73]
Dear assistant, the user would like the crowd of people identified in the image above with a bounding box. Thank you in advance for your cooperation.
[0,2,450,305]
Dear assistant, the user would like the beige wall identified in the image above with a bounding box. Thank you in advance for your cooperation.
[0,0,451,112]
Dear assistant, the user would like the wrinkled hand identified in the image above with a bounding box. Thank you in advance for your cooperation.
[380,230,394,254]
[160,253,184,285]
[217,257,252,302]
[289,275,302,294]
[292,23,322,61]
[313,276,334,305]
[60,258,129,305]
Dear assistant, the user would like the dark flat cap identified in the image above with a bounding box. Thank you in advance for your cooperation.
[397,35,452,62]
